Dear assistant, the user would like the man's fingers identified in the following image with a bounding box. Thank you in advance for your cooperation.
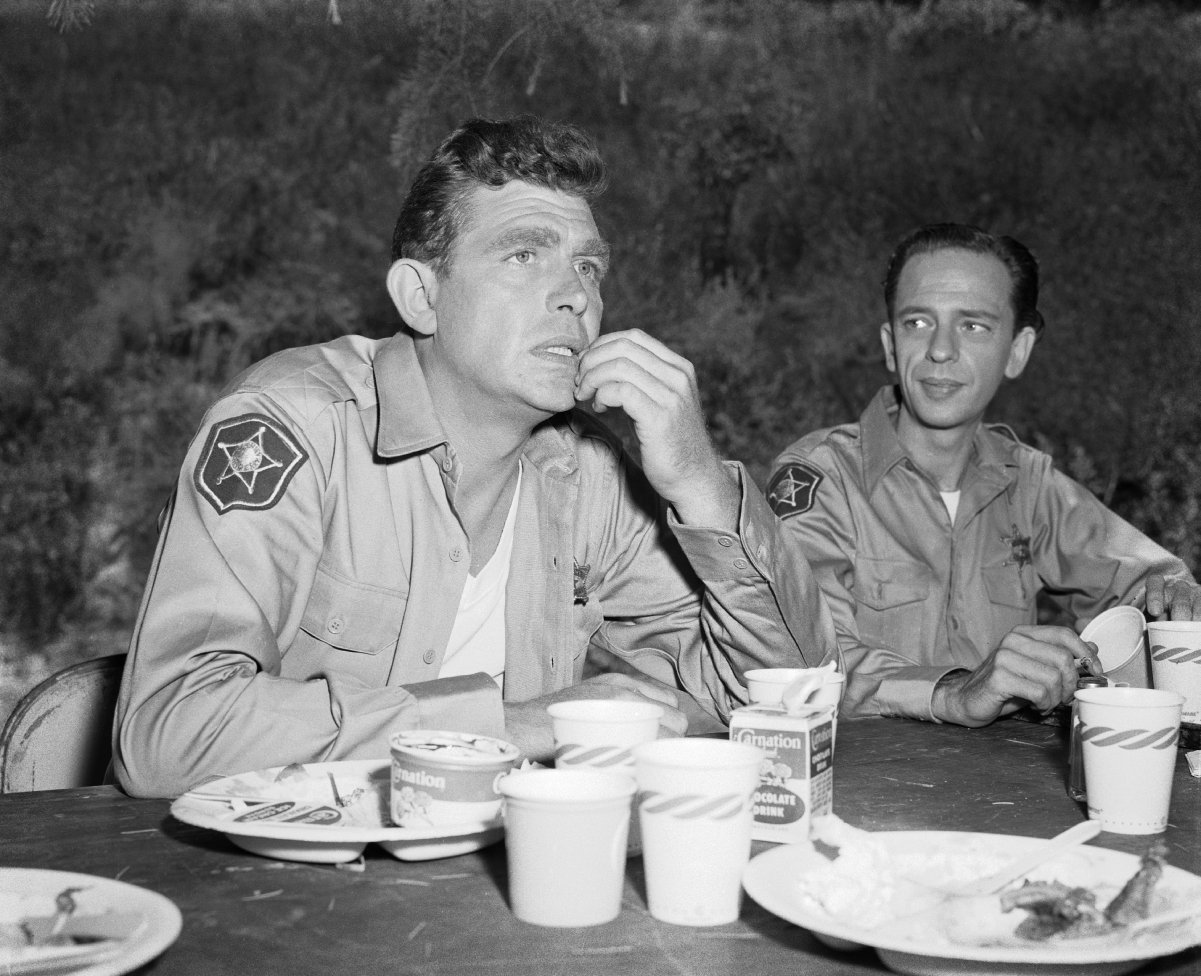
[1145,574,1166,617]
[990,648,1074,709]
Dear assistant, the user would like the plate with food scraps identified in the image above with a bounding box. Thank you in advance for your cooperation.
[170,759,504,864]
[742,825,1201,976]
[0,868,181,976]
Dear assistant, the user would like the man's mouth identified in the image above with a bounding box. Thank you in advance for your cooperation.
[544,345,576,358]
[919,378,964,397]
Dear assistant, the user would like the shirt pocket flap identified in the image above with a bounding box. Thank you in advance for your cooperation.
[852,558,931,610]
[299,565,406,655]
[982,565,1027,610]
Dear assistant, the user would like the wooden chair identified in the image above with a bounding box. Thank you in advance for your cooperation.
[0,653,126,793]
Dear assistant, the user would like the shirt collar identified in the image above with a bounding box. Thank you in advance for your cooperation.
[373,331,580,475]
[860,385,1019,496]
[374,332,448,459]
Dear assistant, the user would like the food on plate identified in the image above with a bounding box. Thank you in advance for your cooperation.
[0,885,141,966]
[939,842,1170,945]
[199,763,391,828]
[798,820,1195,949]
[1000,842,1166,940]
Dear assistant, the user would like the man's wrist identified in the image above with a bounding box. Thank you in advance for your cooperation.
[667,461,740,532]
[931,669,970,725]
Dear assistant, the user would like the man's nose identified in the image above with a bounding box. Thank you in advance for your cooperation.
[547,264,589,316]
[927,322,958,362]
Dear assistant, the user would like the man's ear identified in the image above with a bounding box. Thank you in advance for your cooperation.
[879,321,897,374]
[386,259,439,336]
[1004,325,1037,380]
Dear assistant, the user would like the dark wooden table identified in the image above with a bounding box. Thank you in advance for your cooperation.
[2,718,1198,975]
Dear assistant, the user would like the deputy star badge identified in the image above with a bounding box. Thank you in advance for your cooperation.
[194,413,308,515]
[1002,523,1032,570]
[573,561,591,605]
[766,462,824,519]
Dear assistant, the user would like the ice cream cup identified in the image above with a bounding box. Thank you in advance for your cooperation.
[389,730,520,828]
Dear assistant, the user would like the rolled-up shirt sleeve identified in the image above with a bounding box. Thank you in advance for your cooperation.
[579,450,838,725]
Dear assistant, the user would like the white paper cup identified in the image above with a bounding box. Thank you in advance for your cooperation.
[1147,620,1201,724]
[744,668,845,747]
[499,768,635,927]
[548,699,663,856]
[548,700,663,769]
[1080,606,1151,688]
[632,738,765,926]
[1076,687,1184,834]
[744,668,844,710]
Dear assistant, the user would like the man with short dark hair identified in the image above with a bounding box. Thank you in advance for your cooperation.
[767,223,1198,727]
[114,116,836,797]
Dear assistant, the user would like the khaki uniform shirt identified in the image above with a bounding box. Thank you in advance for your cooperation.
[115,333,836,796]
[767,386,1191,721]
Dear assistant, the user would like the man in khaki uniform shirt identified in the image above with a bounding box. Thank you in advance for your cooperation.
[114,116,836,798]
[767,223,1198,726]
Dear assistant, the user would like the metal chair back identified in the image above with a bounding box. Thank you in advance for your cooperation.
[0,654,126,793]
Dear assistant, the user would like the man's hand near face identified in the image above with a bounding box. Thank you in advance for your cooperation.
[931,625,1101,727]
[501,673,689,763]
[1145,573,1201,621]
[574,330,740,531]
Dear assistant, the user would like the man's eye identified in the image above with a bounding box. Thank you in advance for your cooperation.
[509,250,535,264]
[962,321,989,334]
[575,259,602,279]
[902,317,930,330]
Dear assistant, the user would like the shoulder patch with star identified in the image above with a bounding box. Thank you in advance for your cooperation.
[193,413,309,515]
[766,461,824,519]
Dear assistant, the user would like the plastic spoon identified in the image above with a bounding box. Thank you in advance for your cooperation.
[871,820,1104,941]
[952,819,1102,897]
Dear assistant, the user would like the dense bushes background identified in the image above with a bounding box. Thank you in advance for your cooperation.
[3,0,1201,717]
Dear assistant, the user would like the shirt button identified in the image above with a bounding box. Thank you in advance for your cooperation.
[950,617,960,631]
[449,546,464,562]
[326,615,345,635]
[756,545,767,561]
[718,537,733,548]
[422,649,436,664]
[442,457,453,472]
[733,558,749,571]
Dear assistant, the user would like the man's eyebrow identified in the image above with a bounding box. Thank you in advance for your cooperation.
[579,237,612,267]
[488,226,561,253]
[896,304,1003,321]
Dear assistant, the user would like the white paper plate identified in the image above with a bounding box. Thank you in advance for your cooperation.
[0,868,181,976]
[742,831,1201,976]
[170,759,504,863]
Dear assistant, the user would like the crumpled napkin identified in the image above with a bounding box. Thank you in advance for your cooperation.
[780,661,840,714]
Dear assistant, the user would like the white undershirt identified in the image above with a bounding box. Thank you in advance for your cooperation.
[439,465,522,690]
[940,489,961,523]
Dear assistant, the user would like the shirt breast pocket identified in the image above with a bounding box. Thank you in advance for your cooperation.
[289,565,407,682]
[982,564,1035,638]
[851,557,932,657]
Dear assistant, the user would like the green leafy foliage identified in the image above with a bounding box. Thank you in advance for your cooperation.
[2,0,1201,682]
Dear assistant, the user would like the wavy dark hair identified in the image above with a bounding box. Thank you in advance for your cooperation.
[391,115,608,274]
[882,223,1045,337]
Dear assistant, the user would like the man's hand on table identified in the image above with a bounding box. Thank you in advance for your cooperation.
[575,329,740,532]
[931,624,1101,727]
[502,673,689,763]
[1146,574,1201,620]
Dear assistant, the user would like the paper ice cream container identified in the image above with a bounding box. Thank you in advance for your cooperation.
[389,730,520,828]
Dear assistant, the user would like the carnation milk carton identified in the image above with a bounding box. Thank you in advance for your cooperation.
[729,703,834,843]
